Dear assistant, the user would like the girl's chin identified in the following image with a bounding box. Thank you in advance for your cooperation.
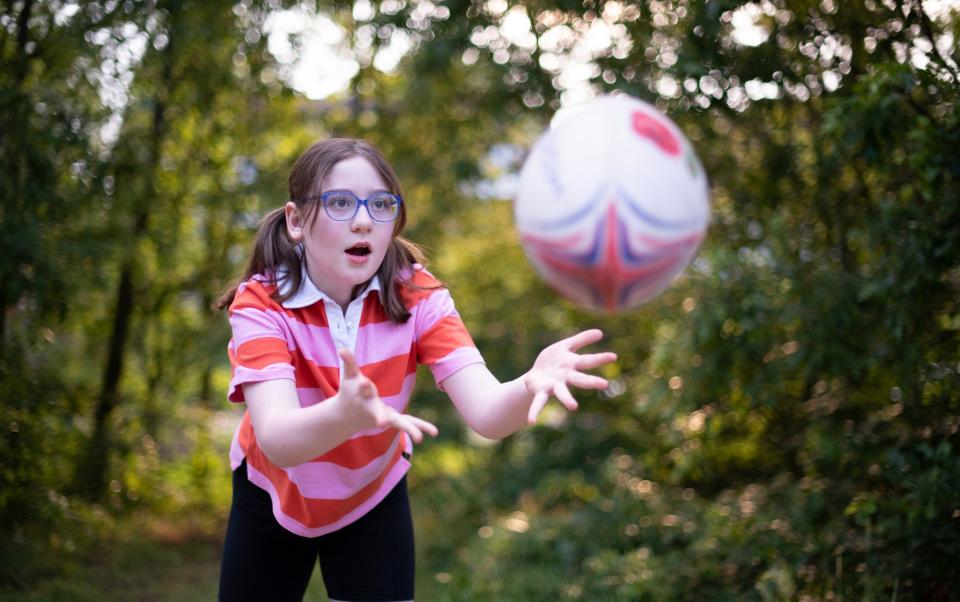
[340,263,378,285]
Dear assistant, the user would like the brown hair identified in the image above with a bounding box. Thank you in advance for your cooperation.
[214,138,432,322]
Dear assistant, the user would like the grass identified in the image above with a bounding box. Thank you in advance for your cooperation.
[0,450,484,602]
[0,518,331,602]
[0,513,469,602]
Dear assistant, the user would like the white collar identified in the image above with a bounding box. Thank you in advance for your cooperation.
[277,263,381,309]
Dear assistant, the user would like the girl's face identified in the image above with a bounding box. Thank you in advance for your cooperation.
[285,155,396,308]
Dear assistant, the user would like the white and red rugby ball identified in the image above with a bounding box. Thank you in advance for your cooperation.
[514,94,710,312]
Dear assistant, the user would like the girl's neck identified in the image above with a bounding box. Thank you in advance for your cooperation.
[301,267,352,311]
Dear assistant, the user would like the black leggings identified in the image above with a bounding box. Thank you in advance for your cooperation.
[218,461,415,602]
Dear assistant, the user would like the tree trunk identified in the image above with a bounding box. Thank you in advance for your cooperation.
[0,0,33,342]
[13,0,34,87]
[79,259,136,498]
[73,12,175,500]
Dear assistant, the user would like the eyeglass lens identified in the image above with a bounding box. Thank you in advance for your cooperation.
[324,193,399,221]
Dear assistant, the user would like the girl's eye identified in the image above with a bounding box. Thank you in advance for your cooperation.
[371,199,387,210]
[375,196,399,209]
[330,196,353,208]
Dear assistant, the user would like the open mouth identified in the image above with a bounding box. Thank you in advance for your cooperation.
[345,243,371,257]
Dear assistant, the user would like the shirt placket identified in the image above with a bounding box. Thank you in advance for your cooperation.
[328,297,364,382]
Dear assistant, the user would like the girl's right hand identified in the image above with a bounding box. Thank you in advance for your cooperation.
[334,348,439,443]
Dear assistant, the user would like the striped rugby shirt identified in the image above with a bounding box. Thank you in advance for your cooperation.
[226,266,484,537]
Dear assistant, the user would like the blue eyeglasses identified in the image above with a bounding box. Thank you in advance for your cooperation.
[302,190,403,222]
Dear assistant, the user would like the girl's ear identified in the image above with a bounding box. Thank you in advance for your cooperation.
[284,201,303,241]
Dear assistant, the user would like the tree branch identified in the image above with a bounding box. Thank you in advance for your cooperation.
[13,0,33,87]
[916,0,960,83]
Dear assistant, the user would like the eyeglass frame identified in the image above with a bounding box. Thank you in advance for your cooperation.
[294,190,404,223]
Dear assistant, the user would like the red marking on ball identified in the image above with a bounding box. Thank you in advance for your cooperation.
[632,111,681,156]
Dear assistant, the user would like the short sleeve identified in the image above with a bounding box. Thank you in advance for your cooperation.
[226,281,295,402]
[413,285,485,390]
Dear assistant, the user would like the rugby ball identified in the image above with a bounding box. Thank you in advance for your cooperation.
[514,95,710,312]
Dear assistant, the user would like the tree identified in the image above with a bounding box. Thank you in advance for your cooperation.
[357,1,960,598]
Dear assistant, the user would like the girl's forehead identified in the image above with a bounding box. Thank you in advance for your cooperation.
[323,155,390,192]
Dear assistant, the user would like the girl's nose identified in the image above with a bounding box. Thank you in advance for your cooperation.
[350,204,373,231]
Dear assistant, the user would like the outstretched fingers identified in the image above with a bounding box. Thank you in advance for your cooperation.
[552,382,579,411]
[561,328,604,351]
[338,348,360,379]
[406,415,439,440]
[527,384,579,425]
[526,328,618,425]
[567,371,610,390]
[527,390,550,425]
[575,351,618,370]
[384,409,438,443]
[402,414,440,443]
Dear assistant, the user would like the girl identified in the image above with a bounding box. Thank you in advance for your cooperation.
[215,138,616,602]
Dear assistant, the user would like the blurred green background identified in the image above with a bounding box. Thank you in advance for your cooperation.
[2,1,959,600]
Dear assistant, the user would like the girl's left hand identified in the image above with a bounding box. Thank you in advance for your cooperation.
[523,329,618,425]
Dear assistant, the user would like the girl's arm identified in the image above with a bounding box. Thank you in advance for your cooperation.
[440,329,617,440]
[244,349,438,468]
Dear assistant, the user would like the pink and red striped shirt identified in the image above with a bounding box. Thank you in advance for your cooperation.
[226,267,484,537]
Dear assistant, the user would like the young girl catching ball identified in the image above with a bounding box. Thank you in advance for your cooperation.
[215,138,616,602]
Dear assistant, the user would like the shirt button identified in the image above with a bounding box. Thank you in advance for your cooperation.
[347,322,354,329]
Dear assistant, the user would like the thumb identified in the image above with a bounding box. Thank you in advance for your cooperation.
[339,348,360,379]
[358,378,377,398]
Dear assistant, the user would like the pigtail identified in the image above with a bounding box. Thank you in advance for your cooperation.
[367,236,441,323]
[213,208,301,311]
